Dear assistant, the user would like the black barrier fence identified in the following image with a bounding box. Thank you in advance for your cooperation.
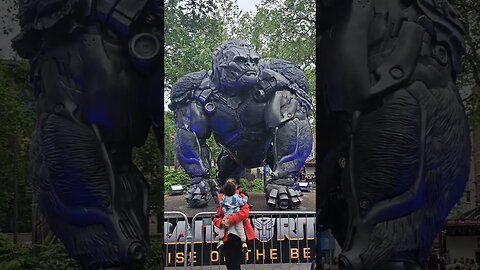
[164,211,189,268]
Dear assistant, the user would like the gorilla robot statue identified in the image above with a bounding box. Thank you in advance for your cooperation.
[170,39,313,210]
[317,0,470,269]
[13,0,162,269]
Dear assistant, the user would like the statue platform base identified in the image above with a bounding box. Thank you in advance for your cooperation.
[164,191,316,217]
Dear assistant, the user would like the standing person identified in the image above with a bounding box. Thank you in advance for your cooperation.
[214,178,256,270]
[429,254,438,270]
[439,256,447,270]
[466,258,472,270]
[448,259,458,270]
[331,257,339,270]
[471,259,478,270]
[217,179,249,252]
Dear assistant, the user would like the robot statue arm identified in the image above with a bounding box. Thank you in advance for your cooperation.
[265,90,313,178]
[264,90,313,209]
[365,0,465,107]
[174,101,211,178]
[258,60,312,110]
[173,101,214,207]
[258,60,313,209]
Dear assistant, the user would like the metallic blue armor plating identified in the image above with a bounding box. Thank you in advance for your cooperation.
[170,40,313,210]
[13,0,163,268]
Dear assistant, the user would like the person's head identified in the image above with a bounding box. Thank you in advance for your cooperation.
[223,178,238,196]
[211,39,260,93]
[466,258,470,263]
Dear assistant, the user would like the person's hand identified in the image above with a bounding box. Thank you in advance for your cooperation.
[222,217,232,228]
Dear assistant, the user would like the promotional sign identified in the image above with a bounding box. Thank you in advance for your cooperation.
[164,214,316,267]
[445,219,480,226]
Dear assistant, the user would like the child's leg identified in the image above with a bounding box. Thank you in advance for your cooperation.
[234,222,248,253]
[234,222,247,242]
[217,227,225,239]
[216,230,226,249]
[216,214,229,249]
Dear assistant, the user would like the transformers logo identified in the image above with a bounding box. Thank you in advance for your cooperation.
[253,217,275,242]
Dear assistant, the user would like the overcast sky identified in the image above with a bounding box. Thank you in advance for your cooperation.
[237,0,262,12]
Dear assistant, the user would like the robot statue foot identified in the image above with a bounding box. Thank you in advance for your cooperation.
[265,183,303,210]
[185,180,212,208]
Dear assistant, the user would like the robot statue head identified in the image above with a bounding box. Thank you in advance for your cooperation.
[211,39,260,93]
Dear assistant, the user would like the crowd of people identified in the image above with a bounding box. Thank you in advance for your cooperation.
[445,258,480,270]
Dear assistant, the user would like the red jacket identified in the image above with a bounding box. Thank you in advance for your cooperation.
[213,191,256,242]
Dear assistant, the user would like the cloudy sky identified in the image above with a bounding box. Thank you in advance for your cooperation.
[237,0,262,12]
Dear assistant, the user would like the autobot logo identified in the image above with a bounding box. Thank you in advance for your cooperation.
[253,217,275,242]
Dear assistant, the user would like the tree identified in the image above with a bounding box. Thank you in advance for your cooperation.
[132,129,163,217]
[165,0,316,101]
[452,0,480,126]
[164,0,227,87]
[0,60,34,234]
[163,111,176,167]
[234,0,316,121]
[164,0,317,170]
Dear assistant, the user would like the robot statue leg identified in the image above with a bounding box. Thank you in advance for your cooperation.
[216,148,245,186]
[31,115,149,269]
[215,149,245,204]
[29,24,150,269]
[338,84,469,270]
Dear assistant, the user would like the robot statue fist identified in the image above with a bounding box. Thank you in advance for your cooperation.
[185,178,219,208]
[265,176,303,210]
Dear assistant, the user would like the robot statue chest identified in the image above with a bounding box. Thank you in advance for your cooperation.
[207,96,267,134]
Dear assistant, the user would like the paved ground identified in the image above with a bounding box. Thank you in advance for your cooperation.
[165,263,312,270]
[165,191,316,217]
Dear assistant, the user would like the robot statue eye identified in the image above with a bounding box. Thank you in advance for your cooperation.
[234,56,248,64]
[252,57,260,64]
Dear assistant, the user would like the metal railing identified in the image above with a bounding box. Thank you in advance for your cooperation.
[189,211,316,269]
[164,211,189,268]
